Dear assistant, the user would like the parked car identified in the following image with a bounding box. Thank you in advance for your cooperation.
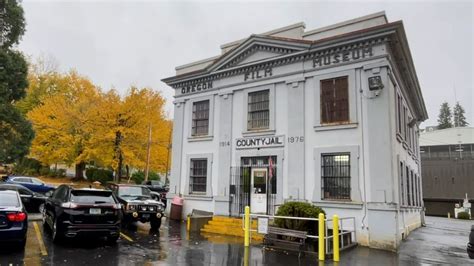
[6,176,55,194]
[468,225,474,259]
[0,190,28,249]
[106,183,164,230]
[43,185,122,243]
[0,184,47,213]
[142,180,168,208]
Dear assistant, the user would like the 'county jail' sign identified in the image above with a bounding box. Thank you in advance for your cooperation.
[235,135,285,149]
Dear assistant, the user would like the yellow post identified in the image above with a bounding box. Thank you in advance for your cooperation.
[448,212,451,219]
[318,213,325,261]
[244,246,250,266]
[187,215,191,231]
[244,206,250,247]
[333,215,340,262]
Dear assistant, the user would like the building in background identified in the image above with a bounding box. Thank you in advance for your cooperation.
[420,127,474,217]
[162,11,428,250]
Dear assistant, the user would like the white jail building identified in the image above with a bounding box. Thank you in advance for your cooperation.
[162,12,428,250]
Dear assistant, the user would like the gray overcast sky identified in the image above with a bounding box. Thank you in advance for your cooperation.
[20,0,473,127]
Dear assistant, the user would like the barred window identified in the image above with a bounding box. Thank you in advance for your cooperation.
[192,100,209,136]
[247,90,269,130]
[406,166,411,206]
[400,162,405,205]
[321,154,350,200]
[397,93,403,136]
[321,76,349,124]
[189,159,207,193]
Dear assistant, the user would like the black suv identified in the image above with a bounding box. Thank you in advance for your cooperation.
[468,225,474,259]
[106,183,164,230]
[142,180,168,208]
[43,185,122,243]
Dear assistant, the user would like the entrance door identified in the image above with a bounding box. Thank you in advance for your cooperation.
[251,168,267,213]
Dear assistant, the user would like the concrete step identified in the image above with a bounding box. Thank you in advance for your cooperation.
[207,220,258,228]
[201,228,263,241]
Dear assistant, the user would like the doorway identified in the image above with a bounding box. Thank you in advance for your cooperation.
[251,168,268,213]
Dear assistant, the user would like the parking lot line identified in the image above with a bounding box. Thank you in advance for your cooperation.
[33,222,48,256]
[120,232,134,242]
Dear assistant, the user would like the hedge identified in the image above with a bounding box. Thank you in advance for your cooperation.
[274,201,325,235]
[458,211,470,220]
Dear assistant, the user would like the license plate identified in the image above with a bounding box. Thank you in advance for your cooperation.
[89,208,101,215]
[142,214,150,219]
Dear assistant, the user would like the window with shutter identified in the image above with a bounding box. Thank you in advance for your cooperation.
[320,76,349,124]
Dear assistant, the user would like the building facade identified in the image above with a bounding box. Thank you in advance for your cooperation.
[163,12,428,250]
[420,127,474,217]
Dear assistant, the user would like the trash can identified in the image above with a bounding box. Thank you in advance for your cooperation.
[170,196,184,221]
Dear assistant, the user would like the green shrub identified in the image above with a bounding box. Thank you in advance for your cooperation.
[457,212,470,220]
[13,158,43,176]
[275,201,325,235]
[131,170,160,185]
[86,167,113,184]
[39,166,51,176]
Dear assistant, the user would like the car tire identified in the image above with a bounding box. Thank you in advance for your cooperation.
[106,235,120,245]
[16,238,27,250]
[52,218,63,243]
[150,218,161,230]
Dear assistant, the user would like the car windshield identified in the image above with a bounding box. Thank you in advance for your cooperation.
[0,193,19,207]
[151,181,164,186]
[70,190,115,204]
[31,178,44,185]
[118,186,150,198]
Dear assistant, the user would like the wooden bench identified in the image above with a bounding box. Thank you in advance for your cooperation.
[263,226,308,256]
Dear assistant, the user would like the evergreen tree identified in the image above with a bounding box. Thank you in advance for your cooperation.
[0,0,33,163]
[453,101,469,127]
[437,102,453,129]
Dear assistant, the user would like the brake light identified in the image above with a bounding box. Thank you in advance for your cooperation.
[61,202,79,209]
[7,212,27,222]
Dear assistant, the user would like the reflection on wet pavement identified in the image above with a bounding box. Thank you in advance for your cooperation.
[0,216,472,265]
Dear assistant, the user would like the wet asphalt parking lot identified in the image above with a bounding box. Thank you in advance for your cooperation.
[0,216,472,265]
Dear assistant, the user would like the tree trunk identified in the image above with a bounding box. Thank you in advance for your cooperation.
[75,162,85,179]
[117,152,123,182]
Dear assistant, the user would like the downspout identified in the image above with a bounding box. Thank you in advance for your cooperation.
[358,67,368,231]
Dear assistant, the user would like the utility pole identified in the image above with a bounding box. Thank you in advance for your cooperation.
[165,128,172,184]
[144,123,152,182]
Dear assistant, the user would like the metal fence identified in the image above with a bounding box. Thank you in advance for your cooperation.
[244,212,357,257]
[229,164,277,217]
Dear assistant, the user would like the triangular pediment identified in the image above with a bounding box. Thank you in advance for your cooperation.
[207,35,311,72]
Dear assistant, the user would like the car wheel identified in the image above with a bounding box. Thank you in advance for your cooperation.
[106,235,120,245]
[52,218,63,243]
[20,238,26,249]
[150,218,161,230]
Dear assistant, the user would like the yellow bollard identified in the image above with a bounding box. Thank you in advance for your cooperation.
[318,213,325,261]
[244,206,250,247]
[187,215,191,231]
[333,215,340,262]
[244,246,249,266]
[448,212,451,219]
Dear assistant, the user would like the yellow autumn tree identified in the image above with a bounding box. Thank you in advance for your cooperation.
[87,87,172,181]
[27,71,101,178]
[26,67,172,180]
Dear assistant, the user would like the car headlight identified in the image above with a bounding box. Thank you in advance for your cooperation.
[127,204,137,211]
